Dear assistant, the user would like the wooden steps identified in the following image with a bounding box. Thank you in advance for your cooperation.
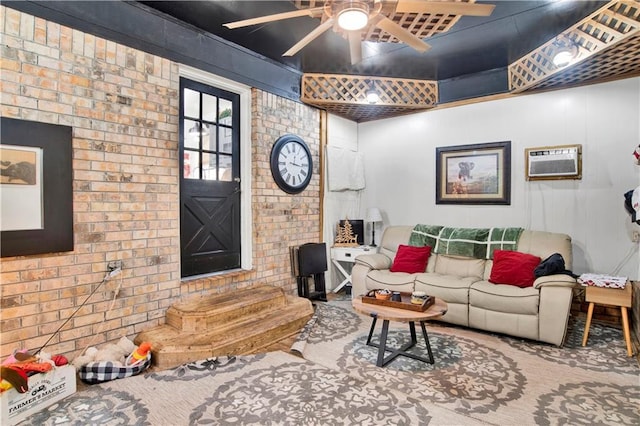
[134,286,314,369]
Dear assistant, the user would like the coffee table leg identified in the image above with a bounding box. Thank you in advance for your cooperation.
[365,318,435,367]
[409,321,418,344]
[420,321,434,364]
[376,320,390,367]
[366,315,378,345]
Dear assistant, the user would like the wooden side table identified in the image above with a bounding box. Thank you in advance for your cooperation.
[581,284,633,356]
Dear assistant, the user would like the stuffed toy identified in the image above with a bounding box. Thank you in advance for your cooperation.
[72,336,137,371]
[1,349,68,394]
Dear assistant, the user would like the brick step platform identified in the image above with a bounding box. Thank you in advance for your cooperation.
[134,286,314,369]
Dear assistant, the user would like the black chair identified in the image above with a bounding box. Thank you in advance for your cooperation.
[291,243,327,301]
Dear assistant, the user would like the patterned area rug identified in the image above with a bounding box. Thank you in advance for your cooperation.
[19,350,476,425]
[294,300,640,425]
[19,299,639,425]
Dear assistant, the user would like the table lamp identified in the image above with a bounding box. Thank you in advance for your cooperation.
[366,207,383,247]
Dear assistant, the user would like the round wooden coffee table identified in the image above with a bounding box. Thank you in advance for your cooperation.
[352,296,448,367]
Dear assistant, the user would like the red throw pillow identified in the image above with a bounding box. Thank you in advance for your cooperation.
[489,250,541,288]
[390,245,431,274]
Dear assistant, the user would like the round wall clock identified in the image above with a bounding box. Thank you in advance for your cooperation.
[270,134,313,194]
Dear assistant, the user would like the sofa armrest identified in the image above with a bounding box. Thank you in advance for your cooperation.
[352,254,392,297]
[534,274,578,289]
[537,283,575,346]
[354,253,392,270]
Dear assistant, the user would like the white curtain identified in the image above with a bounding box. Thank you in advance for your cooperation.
[326,145,365,191]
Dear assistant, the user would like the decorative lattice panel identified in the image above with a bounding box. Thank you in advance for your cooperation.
[301,73,438,122]
[294,0,473,42]
[529,32,640,91]
[509,0,640,93]
[307,103,428,122]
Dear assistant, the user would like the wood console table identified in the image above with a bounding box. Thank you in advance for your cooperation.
[581,284,633,356]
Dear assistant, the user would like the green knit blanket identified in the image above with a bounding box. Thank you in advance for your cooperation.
[408,224,523,259]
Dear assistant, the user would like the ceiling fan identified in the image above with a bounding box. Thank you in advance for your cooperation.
[223,0,495,64]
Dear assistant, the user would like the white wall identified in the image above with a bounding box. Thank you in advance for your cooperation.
[324,114,361,289]
[356,77,640,279]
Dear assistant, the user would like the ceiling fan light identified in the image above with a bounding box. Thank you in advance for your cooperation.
[366,89,380,104]
[337,3,369,31]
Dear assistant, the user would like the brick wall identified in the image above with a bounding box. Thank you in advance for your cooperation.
[251,90,321,291]
[0,7,321,361]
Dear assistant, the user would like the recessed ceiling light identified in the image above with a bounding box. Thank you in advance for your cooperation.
[552,46,577,67]
[366,88,380,104]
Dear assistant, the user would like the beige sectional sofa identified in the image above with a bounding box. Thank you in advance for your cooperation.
[351,225,577,346]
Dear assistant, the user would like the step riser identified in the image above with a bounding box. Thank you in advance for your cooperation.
[142,300,313,347]
[169,286,284,313]
[192,298,313,337]
[138,301,313,348]
[149,316,311,369]
[134,286,314,370]
[166,297,286,333]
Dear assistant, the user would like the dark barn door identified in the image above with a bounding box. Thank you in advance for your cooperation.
[180,78,240,277]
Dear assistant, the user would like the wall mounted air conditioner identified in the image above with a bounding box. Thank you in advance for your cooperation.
[525,144,582,181]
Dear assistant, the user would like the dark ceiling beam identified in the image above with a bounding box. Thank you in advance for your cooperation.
[3,0,303,101]
[438,68,509,105]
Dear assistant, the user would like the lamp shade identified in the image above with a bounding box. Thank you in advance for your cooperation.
[366,207,383,223]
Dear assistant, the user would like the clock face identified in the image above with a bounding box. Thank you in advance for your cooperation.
[270,135,313,194]
[278,141,310,187]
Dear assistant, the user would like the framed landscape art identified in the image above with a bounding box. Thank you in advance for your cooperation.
[436,141,511,205]
[1,117,74,257]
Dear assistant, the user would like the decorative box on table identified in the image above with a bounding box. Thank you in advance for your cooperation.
[578,273,627,289]
[1,365,76,425]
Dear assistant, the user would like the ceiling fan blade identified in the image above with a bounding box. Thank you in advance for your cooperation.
[348,31,362,65]
[375,16,430,52]
[223,7,324,29]
[396,1,495,17]
[283,19,334,57]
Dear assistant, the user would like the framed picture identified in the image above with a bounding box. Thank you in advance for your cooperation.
[1,117,74,257]
[436,141,511,205]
